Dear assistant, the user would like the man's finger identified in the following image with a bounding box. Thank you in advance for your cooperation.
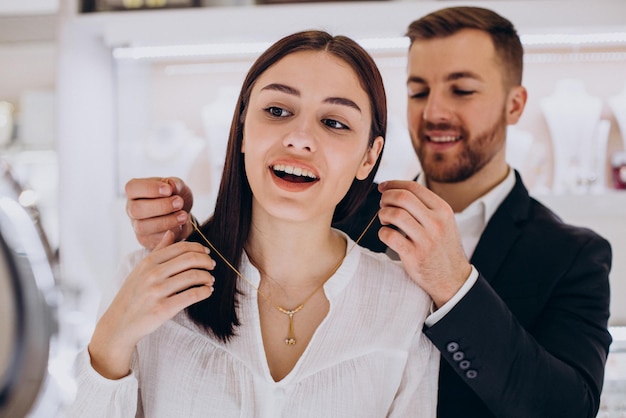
[379,180,445,210]
[125,177,173,200]
[127,196,184,221]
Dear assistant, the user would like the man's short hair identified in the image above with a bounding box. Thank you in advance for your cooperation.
[406,6,524,88]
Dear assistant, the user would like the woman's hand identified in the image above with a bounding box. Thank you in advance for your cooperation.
[88,230,216,380]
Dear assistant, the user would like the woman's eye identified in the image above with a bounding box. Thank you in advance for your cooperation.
[322,118,349,130]
[266,106,291,118]
[454,89,475,96]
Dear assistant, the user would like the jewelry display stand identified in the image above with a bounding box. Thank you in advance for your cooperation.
[540,79,604,194]
[118,119,205,188]
[0,101,14,147]
[609,82,626,150]
[609,84,626,190]
[199,85,240,218]
[506,125,551,194]
[592,119,611,193]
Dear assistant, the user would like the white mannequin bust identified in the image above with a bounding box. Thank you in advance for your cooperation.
[540,79,603,194]
[199,85,240,216]
[609,82,626,150]
[0,101,14,147]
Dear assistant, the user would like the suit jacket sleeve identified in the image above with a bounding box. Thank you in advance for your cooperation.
[424,180,612,418]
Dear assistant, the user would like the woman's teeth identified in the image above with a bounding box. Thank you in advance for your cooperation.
[272,164,318,182]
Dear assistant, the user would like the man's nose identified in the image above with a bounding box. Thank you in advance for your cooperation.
[423,92,452,122]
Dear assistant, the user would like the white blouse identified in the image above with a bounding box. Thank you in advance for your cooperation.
[67,235,439,418]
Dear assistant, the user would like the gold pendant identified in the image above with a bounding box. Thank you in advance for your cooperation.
[285,312,296,345]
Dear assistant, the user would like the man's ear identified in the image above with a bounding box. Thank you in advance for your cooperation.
[506,85,528,125]
[356,136,384,180]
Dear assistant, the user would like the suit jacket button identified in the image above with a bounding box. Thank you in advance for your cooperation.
[459,360,471,370]
[466,370,478,379]
[452,351,464,361]
[446,342,459,352]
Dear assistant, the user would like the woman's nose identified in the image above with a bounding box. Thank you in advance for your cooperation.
[283,120,317,152]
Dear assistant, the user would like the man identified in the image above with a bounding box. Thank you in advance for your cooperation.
[124,7,612,417]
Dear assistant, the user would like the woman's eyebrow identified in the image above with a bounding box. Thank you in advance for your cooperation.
[261,83,361,113]
[261,83,299,96]
[325,97,361,113]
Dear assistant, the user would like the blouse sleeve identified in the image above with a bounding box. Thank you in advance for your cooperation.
[97,248,150,318]
[387,330,440,417]
[63,348,140,418]
[64,249,148,418]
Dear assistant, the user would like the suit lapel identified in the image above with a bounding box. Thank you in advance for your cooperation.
[470,171,530,284]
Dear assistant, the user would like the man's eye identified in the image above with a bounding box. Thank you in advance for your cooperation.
[266,106,291,117]
[322,119,349,130]
[409,90,428,99]
[454,89,475,96]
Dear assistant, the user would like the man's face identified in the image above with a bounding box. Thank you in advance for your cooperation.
[406,29,517,183]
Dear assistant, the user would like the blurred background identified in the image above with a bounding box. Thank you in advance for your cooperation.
[1,0,625,416]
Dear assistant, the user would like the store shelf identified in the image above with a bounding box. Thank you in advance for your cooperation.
[535,190,626,218]
[65,0,626,48]
[534,191,626,327]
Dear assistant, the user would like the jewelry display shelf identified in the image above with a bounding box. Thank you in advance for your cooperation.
[535,191,626,327]
[66,0,626,48]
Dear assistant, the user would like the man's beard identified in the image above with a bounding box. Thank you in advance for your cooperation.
[415,111,508,183]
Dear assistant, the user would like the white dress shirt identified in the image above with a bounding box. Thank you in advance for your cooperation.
[424,168,516,326]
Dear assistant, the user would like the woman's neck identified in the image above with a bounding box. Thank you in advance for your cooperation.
[245,212,346,289]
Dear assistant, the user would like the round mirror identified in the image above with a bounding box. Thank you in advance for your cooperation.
[0,159,58,417]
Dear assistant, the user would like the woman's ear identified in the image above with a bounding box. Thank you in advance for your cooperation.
[356,136,384,180]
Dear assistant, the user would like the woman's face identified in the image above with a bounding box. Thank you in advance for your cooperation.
[242,50,383,224]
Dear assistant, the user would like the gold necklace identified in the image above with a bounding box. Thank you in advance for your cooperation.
[190,212,378,346]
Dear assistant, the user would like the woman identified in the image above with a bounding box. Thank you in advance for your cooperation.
[68,30,438,417]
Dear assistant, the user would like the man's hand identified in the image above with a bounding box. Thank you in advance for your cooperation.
[377,180,472,308]
[125,177,195,250]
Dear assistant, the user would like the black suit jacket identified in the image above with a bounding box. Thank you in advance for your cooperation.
[333,171,612,418]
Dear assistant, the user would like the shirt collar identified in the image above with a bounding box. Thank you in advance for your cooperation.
[417,167,516,225]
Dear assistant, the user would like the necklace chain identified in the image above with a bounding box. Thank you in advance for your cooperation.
[190,211,378,345]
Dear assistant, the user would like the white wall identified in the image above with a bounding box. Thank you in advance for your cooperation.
[0,0,58,14]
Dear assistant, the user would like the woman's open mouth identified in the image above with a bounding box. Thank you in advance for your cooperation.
[271,164,319,183]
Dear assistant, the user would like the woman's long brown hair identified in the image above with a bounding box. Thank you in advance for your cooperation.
[186,30,388,341]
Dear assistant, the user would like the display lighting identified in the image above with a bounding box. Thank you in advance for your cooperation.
[112,37,411,61]
[525,51,626,63]
[357,37,410,51]
[521,32,626,46]
[112,32,626,61]
[112,41,272,60]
